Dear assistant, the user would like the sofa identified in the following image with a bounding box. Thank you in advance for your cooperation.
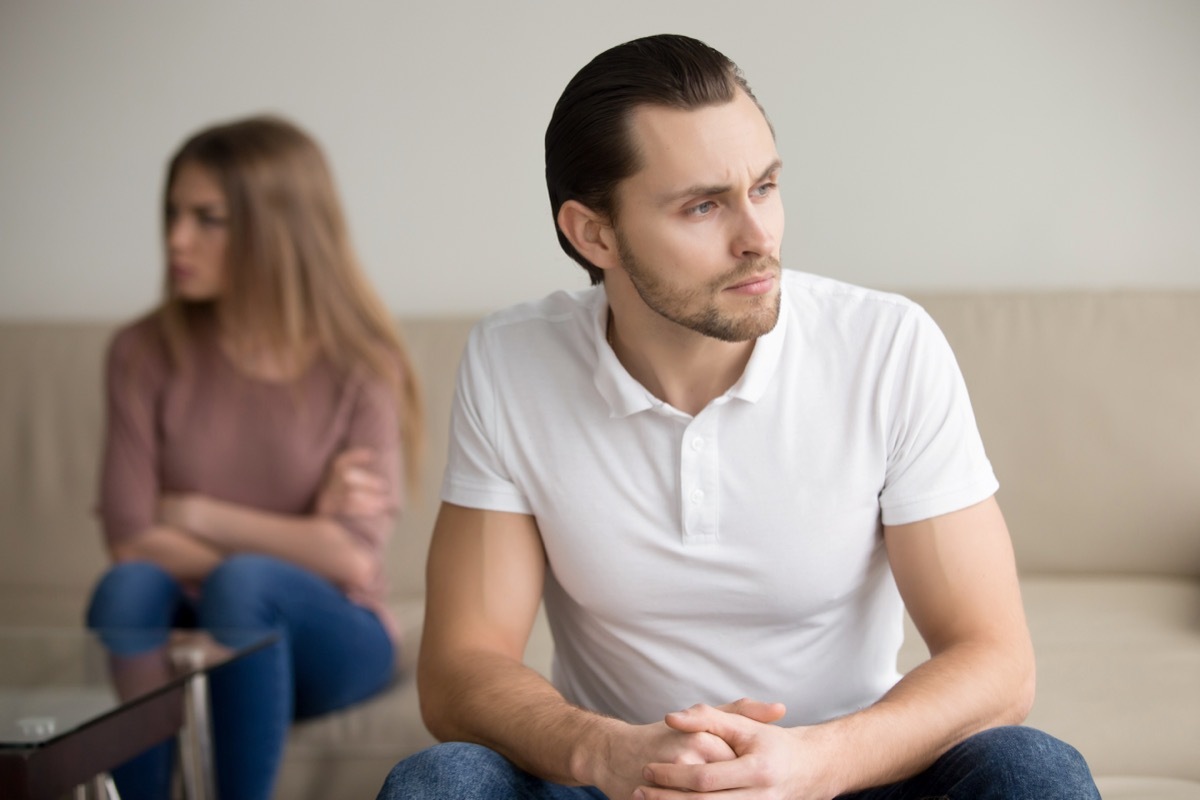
[1,287,1197,799]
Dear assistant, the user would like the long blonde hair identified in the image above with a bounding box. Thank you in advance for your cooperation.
[158,115,423,488]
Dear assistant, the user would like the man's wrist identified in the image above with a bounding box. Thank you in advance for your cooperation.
[795,716,863,798]
[568,713,623,788]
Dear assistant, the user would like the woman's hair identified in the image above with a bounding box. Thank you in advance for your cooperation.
[158,115,423,487]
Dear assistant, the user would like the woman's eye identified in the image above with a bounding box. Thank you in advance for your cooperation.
[198,214,228,228]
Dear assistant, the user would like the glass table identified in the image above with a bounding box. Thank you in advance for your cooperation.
[0,627,277,800]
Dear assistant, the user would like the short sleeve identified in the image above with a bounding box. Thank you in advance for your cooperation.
[440,324,533,514]
[97,320,168,546]
[330,370,404,556]
[878,305,998,526]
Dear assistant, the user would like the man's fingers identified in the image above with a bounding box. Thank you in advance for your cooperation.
[715,697,786,724]
[663,704,758,746]
[641,757,750,795]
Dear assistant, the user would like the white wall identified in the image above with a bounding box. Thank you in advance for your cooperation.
[2,1,1197,320]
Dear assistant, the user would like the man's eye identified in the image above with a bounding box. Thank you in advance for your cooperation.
[753,182,777,198]
[686,201,716,216]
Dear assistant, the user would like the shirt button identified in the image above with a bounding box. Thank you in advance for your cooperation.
[690,489,705,504]
[691,437,705,451]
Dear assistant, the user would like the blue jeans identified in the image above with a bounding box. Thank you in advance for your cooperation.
[86,554,395,800]
[376,726,1100,799]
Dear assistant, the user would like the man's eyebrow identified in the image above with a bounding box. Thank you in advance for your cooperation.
[657,159,783,206]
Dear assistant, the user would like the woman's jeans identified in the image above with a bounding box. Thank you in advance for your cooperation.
[376,726,1101,799]
[86,554,395,800]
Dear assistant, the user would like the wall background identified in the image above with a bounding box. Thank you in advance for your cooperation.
[2,0,1198,320]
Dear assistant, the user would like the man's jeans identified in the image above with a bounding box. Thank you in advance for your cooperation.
[375,726,1100,799]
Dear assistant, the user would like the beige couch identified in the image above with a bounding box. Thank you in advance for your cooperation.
[1,288,1198,799]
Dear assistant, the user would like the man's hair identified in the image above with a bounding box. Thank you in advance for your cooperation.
[545,34,766,284]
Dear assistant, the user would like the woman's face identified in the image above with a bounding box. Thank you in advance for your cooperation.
[165,161,229,301]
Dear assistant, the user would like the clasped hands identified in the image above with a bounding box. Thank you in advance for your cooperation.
[605,698,830,800]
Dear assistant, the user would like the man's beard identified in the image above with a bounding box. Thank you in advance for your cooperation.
[616,233,782,343]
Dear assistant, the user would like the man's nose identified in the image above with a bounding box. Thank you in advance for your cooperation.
[731,204,777,260]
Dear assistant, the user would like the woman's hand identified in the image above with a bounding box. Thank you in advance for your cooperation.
[316,448,391,518]
[157,492,206,534]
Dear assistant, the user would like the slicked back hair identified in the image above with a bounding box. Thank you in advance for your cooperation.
[545,34,766,284]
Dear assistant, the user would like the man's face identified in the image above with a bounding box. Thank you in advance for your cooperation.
[609,89,784,342]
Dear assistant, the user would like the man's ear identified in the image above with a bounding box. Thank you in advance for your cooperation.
[557,200,619,272]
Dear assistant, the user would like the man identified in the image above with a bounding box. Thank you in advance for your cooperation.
[377,34,1100,799]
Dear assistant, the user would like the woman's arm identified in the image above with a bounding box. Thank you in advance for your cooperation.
[158,372,404,595]
[110,524,225,582]
[158,492,376,593]
[97,320,227,584]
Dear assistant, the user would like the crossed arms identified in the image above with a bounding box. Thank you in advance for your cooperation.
[417,495,1033,800]
[110,448,392,595]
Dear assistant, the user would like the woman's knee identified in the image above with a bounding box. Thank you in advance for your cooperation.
[377,743,526,800]
[86,561,181,629]
[198,554,295,628]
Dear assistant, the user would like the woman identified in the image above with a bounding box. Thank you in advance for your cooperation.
[86,115,422,800]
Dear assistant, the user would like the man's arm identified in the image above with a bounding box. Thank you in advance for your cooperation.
[641,495,1034,798]
[418,502,742,799]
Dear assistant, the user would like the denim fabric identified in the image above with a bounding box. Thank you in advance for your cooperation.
[376,727,1099,800]
[839,726,1101,799]
[376,742,607,800]
[86,555,395,800]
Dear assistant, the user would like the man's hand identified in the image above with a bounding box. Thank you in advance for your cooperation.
[594,699,788,800]
[593,720,737,800]
[315,448,390,518]
[636,700,836,800]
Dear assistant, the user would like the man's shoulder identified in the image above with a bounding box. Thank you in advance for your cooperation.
[470,285,603,345]
[781,270,932,340]
[783,270,918,315]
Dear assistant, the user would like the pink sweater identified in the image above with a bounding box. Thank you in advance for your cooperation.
[97,314,404,640]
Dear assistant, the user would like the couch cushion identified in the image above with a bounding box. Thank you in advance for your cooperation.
[1094,777,1200,800]
[900,574,1200,782]
[911,291,1200,577]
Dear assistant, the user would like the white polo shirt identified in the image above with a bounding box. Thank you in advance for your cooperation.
[442,269,997,727]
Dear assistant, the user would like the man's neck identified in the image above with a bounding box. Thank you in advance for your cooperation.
[606,308,755,417]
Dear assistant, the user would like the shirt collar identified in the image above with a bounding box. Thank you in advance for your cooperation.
[591,280,790,418]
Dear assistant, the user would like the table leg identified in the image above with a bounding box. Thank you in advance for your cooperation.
[177,670,217,800]
[96,773,120,799]
[72,774,121,800]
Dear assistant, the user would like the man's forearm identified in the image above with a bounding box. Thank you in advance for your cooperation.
[810,638,1034,795]
[419,647,620,788]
